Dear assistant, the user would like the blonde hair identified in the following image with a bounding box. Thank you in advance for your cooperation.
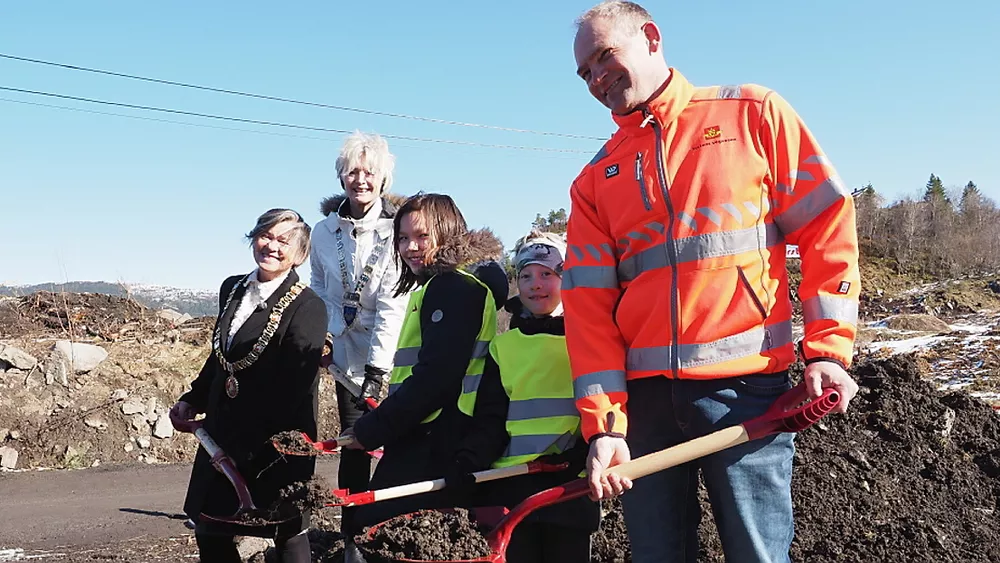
[575,1,653,33]
[335,131,396,193]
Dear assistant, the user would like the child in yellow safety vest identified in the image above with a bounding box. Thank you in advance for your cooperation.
[449,229,600,563]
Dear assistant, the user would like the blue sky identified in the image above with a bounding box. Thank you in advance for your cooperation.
[2,0,997,291]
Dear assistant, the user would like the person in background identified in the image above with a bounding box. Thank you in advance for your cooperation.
[342,193,508,540]
[451,229,600,562]
[564,2,861,561]
[309,131,409,559]
[170,209,327,563]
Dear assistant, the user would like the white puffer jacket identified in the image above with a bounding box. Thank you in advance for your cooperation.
[310,195,409,386]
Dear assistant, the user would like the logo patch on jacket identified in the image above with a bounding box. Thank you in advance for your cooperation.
[837,281,851,294]
[703,126,722,140]
[605,164,619,179]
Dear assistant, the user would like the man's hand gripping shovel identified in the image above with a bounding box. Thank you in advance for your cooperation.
[352,383,841,563]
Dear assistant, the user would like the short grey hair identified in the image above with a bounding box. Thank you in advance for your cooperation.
[576,1,653,32]
[246,208,311,267]
[335,131,396,193]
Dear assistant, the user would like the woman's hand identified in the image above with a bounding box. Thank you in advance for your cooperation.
[169,400,199,433]
[339,428,367,450]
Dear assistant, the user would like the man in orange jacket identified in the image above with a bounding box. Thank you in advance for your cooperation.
[565,2,860,562]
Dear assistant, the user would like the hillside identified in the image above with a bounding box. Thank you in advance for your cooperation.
[0,281,217,317]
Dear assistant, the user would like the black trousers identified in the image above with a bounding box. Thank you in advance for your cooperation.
[505,522,592,563]
[337,382,373,539]
[195,531,310,563]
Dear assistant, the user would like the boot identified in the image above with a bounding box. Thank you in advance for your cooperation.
[277,532,311,563]
[343,538,368,563]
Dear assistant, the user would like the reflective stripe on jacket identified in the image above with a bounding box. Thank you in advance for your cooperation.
[563,69,860,440]
[489,328,581,468]
[389,269,495,422]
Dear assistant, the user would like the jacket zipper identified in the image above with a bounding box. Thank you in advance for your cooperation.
[737,266,768,322]
[645,110,682,378]
[737,265,773,350]
[635,152,652,211]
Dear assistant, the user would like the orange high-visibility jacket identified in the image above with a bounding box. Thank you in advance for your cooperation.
[563,69,860,441]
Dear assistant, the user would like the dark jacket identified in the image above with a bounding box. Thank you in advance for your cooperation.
[455,297,601,531]
[352,229,507,526]
[180,270,327,534]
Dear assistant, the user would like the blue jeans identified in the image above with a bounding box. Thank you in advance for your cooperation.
[618,373,795,563]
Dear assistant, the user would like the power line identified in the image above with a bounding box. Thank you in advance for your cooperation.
[0,52,607,141]
[0,97,342,143]
[0,97,586,158]
[0,86,593,154]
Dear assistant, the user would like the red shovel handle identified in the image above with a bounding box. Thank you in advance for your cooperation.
[193,425,257,512]
[743,384,841,441]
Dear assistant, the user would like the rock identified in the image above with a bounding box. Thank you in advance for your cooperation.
[137,436,151,449]
[91,460,100,468]
[53,341,108,373]
[9,430,20,440]
[84,416,108,430]
[157,309,193,326]
[0,344,37,371]
[152,414,174,439]
[130,414,150,433]
[122,398,145,415]
[237,537,272,560]
[0,428,9,441]
[124,442,134,453]
[145,398,158,423]
[884,314,952,332]
[937,407,957,439]
[0,446,18,469]
[44,351,70,386]
[64,444,80,462]
[111,389,128,401]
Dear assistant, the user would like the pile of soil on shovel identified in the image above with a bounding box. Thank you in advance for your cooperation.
[357,508,493,562]
[272,430,321,456]
[588,354,1000,562]
[273,476,341,515]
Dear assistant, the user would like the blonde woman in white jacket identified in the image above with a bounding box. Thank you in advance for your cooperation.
[309,131,408,560]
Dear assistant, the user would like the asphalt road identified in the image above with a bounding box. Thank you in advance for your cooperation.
[0,458,340,553]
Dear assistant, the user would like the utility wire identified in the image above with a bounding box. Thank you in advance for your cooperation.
[0,52,607,141]
[0,97,586,158]
[0,86,593,154]
[0,97,342,143]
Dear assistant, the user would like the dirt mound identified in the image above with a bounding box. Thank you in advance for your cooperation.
[357,508,492,562]
[0,290,342,472]
[883,313,952,332]
[589,355,1000,562]
[863,277,1000,321]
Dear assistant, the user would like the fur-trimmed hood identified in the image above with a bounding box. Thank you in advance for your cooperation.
[424,228,508,311]
[319,193,408,218]
[423,228,504,277]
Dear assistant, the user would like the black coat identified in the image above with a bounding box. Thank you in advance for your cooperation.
[180,270,327,534]
[454,298,601,532]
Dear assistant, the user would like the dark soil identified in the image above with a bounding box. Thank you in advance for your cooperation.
[273,476,341,514]
[357,508,493,562]
[587,355,1000,562]
[272,430,320,456]
[591,499,629,562]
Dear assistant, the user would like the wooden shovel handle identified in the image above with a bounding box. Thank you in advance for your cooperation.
[603,425,749,481]
[603,385,840,481]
